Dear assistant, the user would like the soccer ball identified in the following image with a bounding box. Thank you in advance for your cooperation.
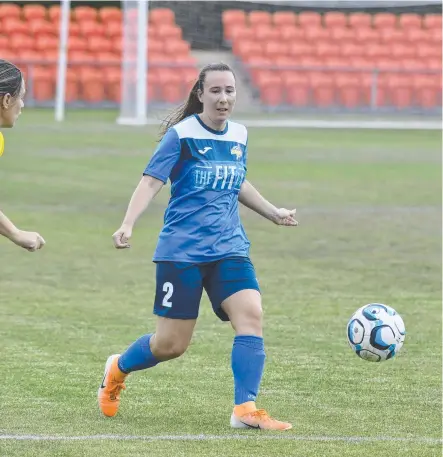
[347,303,406,362]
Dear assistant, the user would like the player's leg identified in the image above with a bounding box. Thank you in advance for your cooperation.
[205,257,292,430]
[98,262,202,417]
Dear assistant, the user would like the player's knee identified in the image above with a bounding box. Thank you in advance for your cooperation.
[228,300,263,336]
[151,337,189,361]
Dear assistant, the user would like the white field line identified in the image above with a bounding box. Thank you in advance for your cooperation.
[0,434,441,444]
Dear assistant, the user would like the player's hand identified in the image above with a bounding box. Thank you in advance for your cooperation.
[112,225,132,249]
[11,230,46,251]
[271,208,298,226]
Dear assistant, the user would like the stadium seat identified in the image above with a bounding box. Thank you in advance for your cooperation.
[106,21,122,40]
[23,4,47,21]
[0,3,21,20]
[264,41,288,59]
[249,11,272,27]
[355,27,380,44]
[380,28,405,44]
[412,74,440,108]
[423,14,442,29]
[48,5,61,22]
[341,43,364,59]
[156,25,182,40]
[67,36,88,52]
[3,19,29,36]
[329,27,356,43]
[390,43,416,59]
[431,28,442,43]
[279,26,305,41]
[150,8,175,26]
[373,13,397,29]
[348,13,372,28]
[164,40,190,56]
[80,21,106,38]
[74,6,97,22]
[404,28,429,44]
[273,11,296,27]
[10,34,35,52]
[99,7,121,23]
[315,41,340,58]
[323,12,347,28]
[298,12,322,28]
[399,13,422,29]
[289,42,315,59]
[36,35,59,52]
[335,73,361,107]
[29,20,58,38]
[79,68,105,102]
[33,66,55,101]
[304,27,330,42]
[88,37,113,54]
[283,72,310,106]
[253,25,280,41]
[222,10,247,40]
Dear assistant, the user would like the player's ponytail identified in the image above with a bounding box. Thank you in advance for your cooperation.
[0,60,22,99]
[159,62,234,139]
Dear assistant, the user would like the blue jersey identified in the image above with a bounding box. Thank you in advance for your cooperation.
[144,114,250,263]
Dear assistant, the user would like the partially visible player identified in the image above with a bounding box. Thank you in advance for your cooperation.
[0,59,45,252]
[99,63,297,430]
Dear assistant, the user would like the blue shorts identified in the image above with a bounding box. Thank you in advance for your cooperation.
[153,257,260,321]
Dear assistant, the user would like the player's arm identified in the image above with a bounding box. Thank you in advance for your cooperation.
[112,128,181,249]
[238,180,298,227]
[0,210,45,251]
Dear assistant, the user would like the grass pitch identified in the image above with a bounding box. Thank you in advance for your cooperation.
[0,110,441,457]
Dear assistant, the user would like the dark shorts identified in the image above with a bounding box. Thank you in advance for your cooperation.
[153,257,260,321]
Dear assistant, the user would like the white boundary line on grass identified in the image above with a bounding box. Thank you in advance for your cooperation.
[0,434,441,444]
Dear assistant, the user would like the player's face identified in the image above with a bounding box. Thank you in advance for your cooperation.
[199,71,236,129]
[0,78,25,128]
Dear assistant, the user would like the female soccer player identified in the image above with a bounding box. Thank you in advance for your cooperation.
[99,63,297,430]
[0,59,45,252]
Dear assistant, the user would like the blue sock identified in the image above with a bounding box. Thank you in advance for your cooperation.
[117,334,160,374]
[231,335,266,405]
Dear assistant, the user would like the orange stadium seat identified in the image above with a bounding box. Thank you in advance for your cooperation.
[289,42,315,59]
[431,28,442,43]
[264,41,288,59]
[3,19,30,36]
[104,67,121,102]
[373,13,397,29]
[329,27,356,43]
[249,11,272,27]
[253,26,280,41]
[29,20,58,38]
[10,34,35,52]
[74,6,97,23]
[106,21,122,40]
[324,12,347,28]
[79,68,105,102]
[335,73,361,107]
[399,14,422,29]
[387,74,413,108]
[149,39,164,54]
[155,25,182,40]
[33,66,55,101]
[35,35,59,52]
[48,5,61,22]
[273,11,296,27]
[99,7,121,23]
[280,26,305,41]
[380,28,405,44]
[88,36,113,54]
[0,3,21,20]
[423,14,442,29]
[222,10,247,40]
[23,4,47,21]
[80,20,106,38]
[298,12,322,28]
[355,27,380,44]
[67,37,88,53]
[304,27,330,42]
[284,72,310,106]
[164,40,190,56]
[348,13,372,28]
[150,8,175,26]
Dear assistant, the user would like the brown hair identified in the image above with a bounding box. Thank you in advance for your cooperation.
[159,62,235,139]
[0,59,22,99]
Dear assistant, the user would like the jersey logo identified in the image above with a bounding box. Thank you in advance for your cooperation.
[230,144,243,160]
[198,147,212,155]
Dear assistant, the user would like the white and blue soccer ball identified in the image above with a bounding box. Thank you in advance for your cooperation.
[347,304,406,362]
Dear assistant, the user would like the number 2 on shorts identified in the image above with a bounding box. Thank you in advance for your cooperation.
[162,282,174,307]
